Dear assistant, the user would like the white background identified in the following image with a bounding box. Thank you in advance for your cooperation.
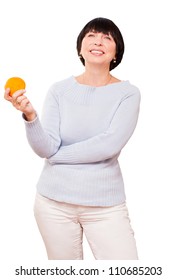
[0,0,176,278]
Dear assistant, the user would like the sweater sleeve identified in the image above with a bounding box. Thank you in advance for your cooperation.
[48,90,140,164]
[24,85,61,158]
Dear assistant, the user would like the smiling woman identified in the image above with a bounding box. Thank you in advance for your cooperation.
[4,17,141,260]
[80,31,116,73]
[77,17,124,71]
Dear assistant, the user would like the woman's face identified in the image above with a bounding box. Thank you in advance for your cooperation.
[80,31,116,68]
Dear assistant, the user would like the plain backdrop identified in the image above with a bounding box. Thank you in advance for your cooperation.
[0,0,177,278]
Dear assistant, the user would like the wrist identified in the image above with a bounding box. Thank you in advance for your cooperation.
[24,111,37,122]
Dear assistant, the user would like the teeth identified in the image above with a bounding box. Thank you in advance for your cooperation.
[91,50,103,54]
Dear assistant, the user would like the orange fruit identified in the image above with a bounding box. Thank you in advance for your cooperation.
[4,77,26,96]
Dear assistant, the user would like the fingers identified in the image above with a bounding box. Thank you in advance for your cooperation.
[19,96,30,108]
[4,88,27,107]
[4,88,12,101]
[4,88,26,102]
[12,94,29,109]
[15,95,27,105]
[4,88,36,117]
[12,89,26,99]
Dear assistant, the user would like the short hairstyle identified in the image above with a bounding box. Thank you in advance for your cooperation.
[76,17,124,71]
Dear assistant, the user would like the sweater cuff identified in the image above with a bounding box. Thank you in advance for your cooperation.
[23,113,45,143]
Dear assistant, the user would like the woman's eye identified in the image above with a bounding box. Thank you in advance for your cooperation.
[104,36,111,40]
[87,33,95,37]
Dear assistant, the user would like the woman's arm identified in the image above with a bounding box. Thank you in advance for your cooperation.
[4,86,61,159]
[48,91,140,164]
[24,86,61,158]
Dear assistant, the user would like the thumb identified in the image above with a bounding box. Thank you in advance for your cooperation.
[4,88,12,101]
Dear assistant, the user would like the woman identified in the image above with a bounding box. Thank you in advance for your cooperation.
[4,17,140,260]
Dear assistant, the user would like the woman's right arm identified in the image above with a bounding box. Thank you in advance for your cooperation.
[4,87,61,158]
[48,90,140,164]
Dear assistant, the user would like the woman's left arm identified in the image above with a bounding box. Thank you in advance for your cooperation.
[48,91,140,164]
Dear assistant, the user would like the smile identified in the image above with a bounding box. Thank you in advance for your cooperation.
[90,49,104,55]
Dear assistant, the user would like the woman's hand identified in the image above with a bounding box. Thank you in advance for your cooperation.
[4,88,37,121]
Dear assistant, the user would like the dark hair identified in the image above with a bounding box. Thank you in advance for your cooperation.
[76,17,124,71]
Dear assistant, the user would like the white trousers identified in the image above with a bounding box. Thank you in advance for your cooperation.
[34,193,138,260]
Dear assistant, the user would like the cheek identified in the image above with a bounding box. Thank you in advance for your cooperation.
[110,45,116,57]
[81,37,93,49]
[80,41,88,55]
[80,45,84,55]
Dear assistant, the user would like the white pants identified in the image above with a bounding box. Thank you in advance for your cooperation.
[34,193,138,260]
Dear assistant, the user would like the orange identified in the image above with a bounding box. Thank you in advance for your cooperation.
[4,77,26,96]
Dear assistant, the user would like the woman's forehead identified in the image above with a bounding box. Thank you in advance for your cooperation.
[86,29,111,35]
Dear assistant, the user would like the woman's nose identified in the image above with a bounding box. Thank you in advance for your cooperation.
[94,41,102,46]
[94,35,102,46]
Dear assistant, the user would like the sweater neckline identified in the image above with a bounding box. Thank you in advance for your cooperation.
[71,75,128,89]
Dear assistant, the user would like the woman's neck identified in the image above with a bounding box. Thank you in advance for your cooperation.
[76,69,121,87]
[82,71,112,87]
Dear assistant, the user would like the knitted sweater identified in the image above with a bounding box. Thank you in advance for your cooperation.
[24,76,140,206]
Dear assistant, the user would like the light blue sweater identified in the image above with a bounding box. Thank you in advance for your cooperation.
[24,76,140,206]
